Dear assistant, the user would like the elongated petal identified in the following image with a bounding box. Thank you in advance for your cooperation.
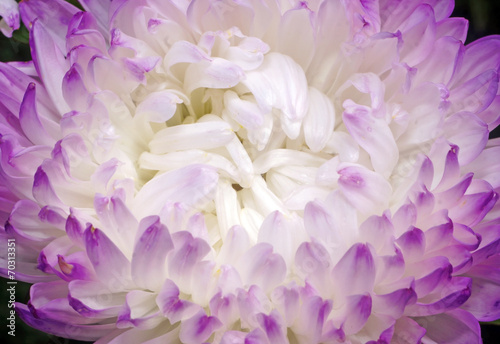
[132,216,173,291]
[84,226,131,288]
[16,303,117,341]
[331,243,375,298]
[343,101,398,178]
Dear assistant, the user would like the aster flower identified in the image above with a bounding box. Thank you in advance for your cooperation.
[1,0,500,343]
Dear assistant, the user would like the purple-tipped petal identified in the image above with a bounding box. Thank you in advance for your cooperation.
[237,243,287,293]
[132,216,173,290]
[133,164,218,218]
[156,279,201,323]
[414,309,481,344]
[16,303,117,341]
[462,263,500,321]
[19,0,79,53]
[337,163,392,214]
[449,190,498,227]
[396,226,425,262]
[0,0,19,37]
[406,277,472,316]
[68,279,127,318]
[167,231,210,293]
[343,101,398,178]
[84,226,131,288]
[256,310,288,344]
[335,294,373,335]
[373,288,417,319]
[117,290,161,329]
[30,20,70,115]
[19,83,55,146]
[331,243,375,297]
[392,316,426,344]
[179,310,223,344]
[209,292,239,326]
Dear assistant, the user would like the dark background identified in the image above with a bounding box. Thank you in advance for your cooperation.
[1,0,500,343]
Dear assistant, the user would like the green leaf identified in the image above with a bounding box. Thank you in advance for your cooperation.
[12,24,30,44]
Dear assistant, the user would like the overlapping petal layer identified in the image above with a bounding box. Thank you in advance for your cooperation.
[1,0,500,343]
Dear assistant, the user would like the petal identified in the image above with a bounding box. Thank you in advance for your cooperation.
[16,303,116,341]
[32,166,64,208]
[359,214,395,255]
[19,83,55,146]
[216,225,251,266]
[184,57,244,93]
[78,0,110,38]
[256,310,288,344]
[295,241,332,296]
[414,309,480,344]
[449,190,498,227]
[414,36,464,86]
[168,231,211,294]
[84,226,131,288]
[451,36,500,87]
[117,290,161,329]
[223,90,264,130]
[131,216,173,291]
[136,91,181,123]
[392,317,426,344]
[463,264,500,321]
[342,100,398,178]
[303,87,335,152]
[337,163,392,215]
[179,310,223,344]
[68,280,127,318]
[209,292,239,325]
[398,4,437,66]
[396,227,425,263]
[19,0,79,53]
[156,279,201,324]
[276,4,314,69]
[258,211,302,267]
[237,243,286,293]
[186,0,254,34]
[149,120,234,154]
[243,52,309,139]
[333,294,373,335]
[133,164,218,218]
[449,69,499,115]
[30,20,70,115]
[270,284,301,328]
[62,64,92,112]
[293,295,332,342]
[373,288,417,319]
[303,200,342,252]
[0,0,19,37]
[331,243,375,297]
[405,277,472,316]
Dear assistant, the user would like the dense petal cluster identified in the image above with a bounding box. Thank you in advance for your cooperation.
[1,0,500,343]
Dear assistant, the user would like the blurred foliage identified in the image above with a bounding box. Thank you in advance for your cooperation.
[0,0,500,343]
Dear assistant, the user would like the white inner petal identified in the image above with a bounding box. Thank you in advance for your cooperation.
[83,20,441,270]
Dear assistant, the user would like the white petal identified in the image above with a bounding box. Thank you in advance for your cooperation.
[149,120,234,154]
[135,91,182,123]
[304,87,335,152]
[243,52,309,139]
[133,164,218,218]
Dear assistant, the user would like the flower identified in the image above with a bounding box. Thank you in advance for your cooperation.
[1,0,500,343]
